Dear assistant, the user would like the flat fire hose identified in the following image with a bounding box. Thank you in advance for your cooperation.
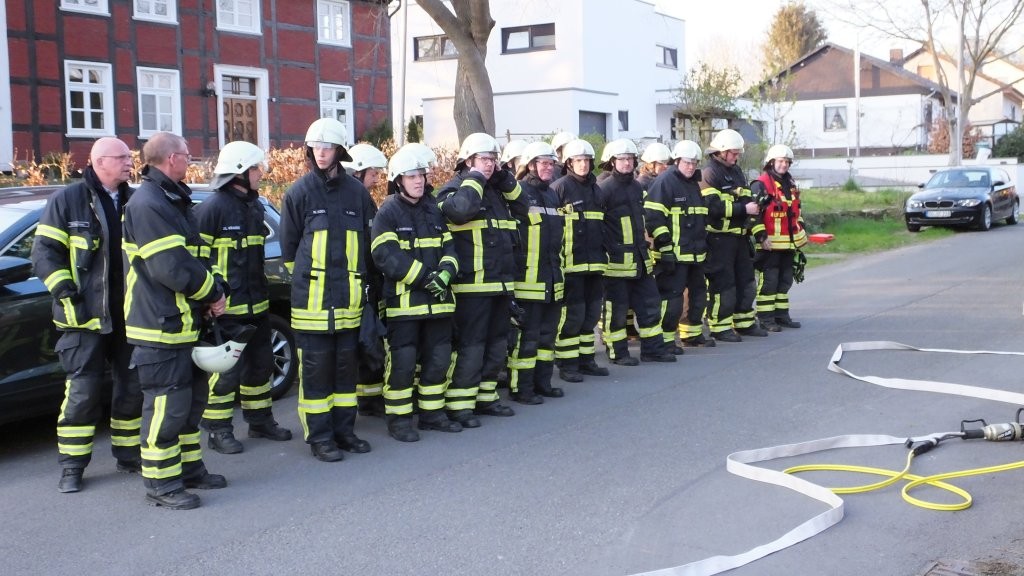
[629,341,1024,576]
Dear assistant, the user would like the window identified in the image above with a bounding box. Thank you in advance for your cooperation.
[658,45,678,69]
[501,23,555,54]
[824,104,847,131]
[61,0,109,15]
[317,1,351,47]
[134,0,176,23]
[65,61,114,137]
[217,0,260,35]
[137,68,181,138]
[618,110,629,132]
[414,35,458,61]
[320,84,354,137]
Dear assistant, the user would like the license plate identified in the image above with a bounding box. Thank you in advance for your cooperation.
[926,210,952,218]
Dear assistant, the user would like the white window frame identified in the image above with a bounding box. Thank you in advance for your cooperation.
[658,45,678,69]
[136,67,182,138]
[64,60,114,138]
[319,83,355,139]
[134,0,177,24]
[60,0,110,16]
[414,35,458,61]
[217,0,261,35]
[824,104,848,132]
[317,0,352,48]
[213,64,270,150]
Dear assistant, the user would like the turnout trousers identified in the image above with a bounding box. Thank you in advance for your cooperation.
[383,317,453,416]
[447,294,511,416]
[295,330,358,444]
[756,249,796,322]
[705,234,756,333]
[55,329,141,469]
[201,315,274,432]
[602,273,664,360]
[509,299,562,396]
[656,261,708,344]
[133,346,212,497]
[555,273,604,371]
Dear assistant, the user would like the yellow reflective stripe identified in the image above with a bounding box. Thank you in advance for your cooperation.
[582,211,603,220]
[503,181,522,201]
[440,255,458,275]
[203,408,235,419]
[110,417,142,430]
[402,259,423,286]
[331,392,357,407]
[43,269,74,291]
[57,425,96,437]
[180,449,202,463]
[137,235,187,259]
[346,230,361,309]
[452,282,511,294]
[179,431,200,445]
[414,237,442,248]
[125,325,200,344]
[241,398,272,410]
[58,443,93,455]
[111,436,140,447]
[463,178,484,198]
[187,272,215,301]
[284,261,294,274]
[36,224,70,246]
[447,219,517,232]
[644,200,668,215]
[308,229,327,312]
[241,382,272,396]
[471,228,484,280]
[371,231,398,251]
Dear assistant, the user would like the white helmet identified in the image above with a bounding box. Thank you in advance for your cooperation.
[763,144,795,166]
[398,142,437,168]
[501,139,529,166]
[211,141,266,189]
[706,129,744,154]
[640,143,672,165]
[671,140,703,162]
[520,141,557,167]
[342,143,388,174]
[561,139,595,161]
[387,149,428,183]
[191,322,256,373]
[551,131,577,158]
[456,132,500,167]
[305,117,352,162]
[600,138,639,163]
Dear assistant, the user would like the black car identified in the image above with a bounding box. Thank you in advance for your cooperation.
[0,185,297,425]
[904,166,1019,232]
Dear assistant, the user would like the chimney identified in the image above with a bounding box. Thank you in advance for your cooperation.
[890,48,904,64]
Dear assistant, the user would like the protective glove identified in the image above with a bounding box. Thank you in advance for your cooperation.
[488,167,518,193]
[792,249,807,284]
[424,269,452,301]
[509,299,527,329]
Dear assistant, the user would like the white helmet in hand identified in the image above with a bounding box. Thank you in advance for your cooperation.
[192,322,256,373]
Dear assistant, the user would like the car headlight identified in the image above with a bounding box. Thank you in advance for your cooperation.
[906,200,924,210]
[955,198,981,207]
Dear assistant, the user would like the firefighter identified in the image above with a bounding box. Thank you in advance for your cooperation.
[597,139,675,365]
[32,137,141,493]
[435,132,528,427]
[342,143,389,418]
[550,131,577,164]
[645,140,714,351]
[194,141,292,454]
[507,141,566,404]
[550,139,610,382]
[638,142,672,191]
[280,118,377,462]
[751,144,806,331]
[122,132,228,509]
[501,139,528,174]
[371,150,463,442]
[700,129,768,342]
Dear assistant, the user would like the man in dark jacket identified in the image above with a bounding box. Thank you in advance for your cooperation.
[32,137,142,493]
[123,132,228,509]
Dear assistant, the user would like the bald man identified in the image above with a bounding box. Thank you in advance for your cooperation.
[32,137,142,493]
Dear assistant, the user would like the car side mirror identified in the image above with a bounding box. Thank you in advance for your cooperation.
[918,183,925,189]
[0,256,33,287]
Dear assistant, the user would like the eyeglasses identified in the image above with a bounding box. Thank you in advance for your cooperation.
[473,155,498,164]
[535,159,557,169]
[306,141,336,150]
[100,154,133,162]
[171,151,192,162]
[613,154,635,161]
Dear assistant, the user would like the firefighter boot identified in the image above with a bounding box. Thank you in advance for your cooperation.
[311,441,344,462]
[248,421,293,441]
[146,489,201,510]
[418,410,463,433]
[578,354,610,377]
[208,430,244,454]
[58,468,83,493]
[387,415,420,443]
[184,471,228,490]
[776,315,801,329]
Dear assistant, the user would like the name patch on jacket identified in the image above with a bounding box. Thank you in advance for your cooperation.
[310,209,327,215]
[344,209,357,217]
[68,220,91,229]
[222,225,242,232]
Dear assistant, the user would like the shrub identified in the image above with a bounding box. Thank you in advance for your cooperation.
[994,125,1024,161]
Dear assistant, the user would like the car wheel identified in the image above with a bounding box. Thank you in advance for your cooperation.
[976,204,992,231]
[906,222,921,233]
[1007,200,1019,225]
[268,314,297,400]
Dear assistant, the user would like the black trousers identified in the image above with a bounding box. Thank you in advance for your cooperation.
[55,329,141,470]
[705,234,756,333]
[756,249,795,320]
[656,261,707,343]
[556,273,604,370]
[295,331,358,444]
[509,299,561,395]
[383,317,453,416]
[133,346,210,496]
[201,315,274,432]
[602,273,664,359]
[448,294,510,414]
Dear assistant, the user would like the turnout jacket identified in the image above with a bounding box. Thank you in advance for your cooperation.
[193,184,269,318]
[370,193,458,319]
[700,156,765,238]
[751,171,807,250]
[513,174,564,302]
[280,167,377,333]
[597,170,652,278]
[33,165,131,333]
[122,166,223,348]
[434,169,528,296]
[644,165,709,263]
[550,171,607,274]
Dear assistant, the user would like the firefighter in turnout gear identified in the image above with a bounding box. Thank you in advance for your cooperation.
[550,139,610,382]
[638,142,672,192]
[280,118,377,462]
[699,129,767,342]
[371,150,464,442]
[32,137,142,493]
[435,132,529,427]
[342,143,390,419]
[122,132,228,509]
[597,139,676,365]
[645,140,713,350]
[507,141,566,405]
[751,144,806,331]
[194,141,292,454]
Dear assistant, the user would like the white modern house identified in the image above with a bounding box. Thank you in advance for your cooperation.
[390,0,685,148]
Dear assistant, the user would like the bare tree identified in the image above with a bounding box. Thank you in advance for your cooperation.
[828,0,1024,165]
[675,62,745,143]
[760,2,828,75]
[416,0,496,140]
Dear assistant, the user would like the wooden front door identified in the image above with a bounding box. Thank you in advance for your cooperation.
[222,76,258,145]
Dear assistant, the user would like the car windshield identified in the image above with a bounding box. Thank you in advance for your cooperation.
[0,207,28,232]
[927,170,990,189]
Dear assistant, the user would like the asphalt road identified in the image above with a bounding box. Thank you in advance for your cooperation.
[4,223,1024,576]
